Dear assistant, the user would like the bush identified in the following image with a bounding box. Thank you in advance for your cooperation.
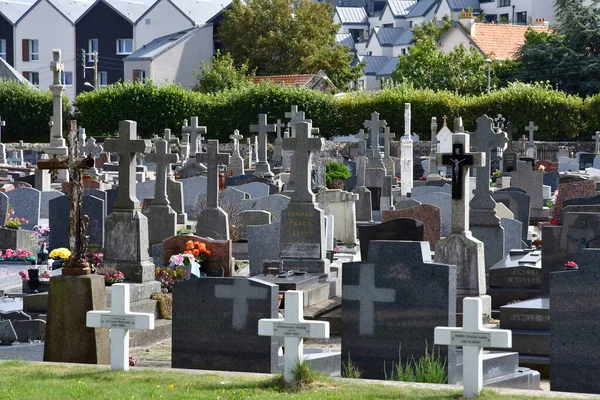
[325,161,351,186]
[584,93,600,136]
[0,79,70,142]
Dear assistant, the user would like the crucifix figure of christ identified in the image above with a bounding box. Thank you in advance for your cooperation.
[37,121,95,274]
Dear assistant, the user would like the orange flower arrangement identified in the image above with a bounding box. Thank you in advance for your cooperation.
[183,240,211,263]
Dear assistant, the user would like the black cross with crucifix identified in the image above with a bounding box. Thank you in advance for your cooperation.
[441,143,474,200]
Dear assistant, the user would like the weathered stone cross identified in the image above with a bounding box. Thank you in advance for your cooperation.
[595,131,600,153]
[50,49,64,86]
[230,129,243,156]
[381,127,395,159]
[259,291,329,383]
[275,119,285,141]
[525,121,538,146]
[103,121,152,210]
[469,115,507,212]
[363,111,386,157]
[87,284,154,371]
[215,278,267,330]
[146,139,178,206]
[250,113,276,175]
[82,137,103,157]
[356,129,369,157]
[285,105,306,137]
[197,140,230,209]
[435,297,512,398]
[438,133,485,234]
[283,121,324,203]
[181,117,206,156]
[355,129,369,186]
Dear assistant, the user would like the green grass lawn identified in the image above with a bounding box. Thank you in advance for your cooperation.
[0,361,557,399]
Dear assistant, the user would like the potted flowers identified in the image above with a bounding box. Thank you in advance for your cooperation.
[564,261,578,271]
[5,205,28,229]
[48,247,71,270]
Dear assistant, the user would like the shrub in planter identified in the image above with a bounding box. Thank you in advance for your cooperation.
[325,161,351,189]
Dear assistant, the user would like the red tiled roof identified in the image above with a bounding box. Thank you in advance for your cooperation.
[469,23,551,61]
[252,74,314,86]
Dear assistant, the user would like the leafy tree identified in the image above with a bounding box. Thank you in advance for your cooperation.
[192,51,254,93]
[217,0,363,90]
[411,15,453,43]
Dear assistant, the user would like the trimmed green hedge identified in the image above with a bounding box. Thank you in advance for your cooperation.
[4,79,597,142]
[0,80,70,142]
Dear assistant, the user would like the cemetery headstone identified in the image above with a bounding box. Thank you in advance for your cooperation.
[273,119,285,163]
[510,161,548,219]
[351,129,372,222]
[414,192,452,237]
[229,129,245,176]
[6,187,40,230]
[552,179,595,222]
[492,189,531,243]
[250,114,276,177]
[524,121,537,159]
[46,50,68,157]
[181,117,206,157]
[381,204,441,249]
[357,217,424,260]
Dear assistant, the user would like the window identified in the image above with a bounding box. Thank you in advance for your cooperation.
[0,39,6,60]
[145,18,151,25]
[133,69,146,81]
[99,71,107,87]
[357,79,365,90]
[23,71,39,86]
[500,13,509,22]
[401,48,406,55]
[349,29,364,43]
[409,21,413,28]
[61,71,73,86]
[116,39,133,55]
[88,39,98,62]
[516,11,527,24]
[29,39,39,61]
[498,0,510,7]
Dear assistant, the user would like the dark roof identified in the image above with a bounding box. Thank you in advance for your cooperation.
[356,55,389,75]
[0,57,35,87]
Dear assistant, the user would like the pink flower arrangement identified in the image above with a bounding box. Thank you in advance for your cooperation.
[18,270,29,281]
[41,271,51,279]
[564,261,578,270]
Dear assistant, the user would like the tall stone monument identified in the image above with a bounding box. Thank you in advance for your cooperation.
[103,121,155,283]
[352,129,372,222]
[250,114,276,177]
[181,117,206,157]
[280,121,328,273]
[469,115,508,270]
[427,117,441,180]
[400,103,413,196]
[163,129,187,224]
[435,132,490,316]
[525,121,538,159]
[229,129,245,176]
[363,112,387,210]
[46,50,68,157]
[196,140,231,240]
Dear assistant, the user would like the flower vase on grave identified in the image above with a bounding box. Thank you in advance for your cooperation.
[27,268,40,293]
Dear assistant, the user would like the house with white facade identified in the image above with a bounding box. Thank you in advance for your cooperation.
[479,0,555,25]
[0,0,34,66]
[15,0,92,101]
[378,0,415,29]
[123,25,212,89]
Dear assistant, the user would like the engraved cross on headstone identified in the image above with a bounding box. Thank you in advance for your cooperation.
[50,49,64,86]
[181,117,206,156]
[197,140,230,209]
[249,113,276,166]
[470,115,507,212]
[283,121,324,203]
[103,121,152,210]
[525,121,538,146]
[146,139,178,206]
[438,133,485,234]
[494,114,505,133]
[363,112,386,156]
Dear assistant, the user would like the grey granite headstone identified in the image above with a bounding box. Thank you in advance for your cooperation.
[12,319,46,342]
[357,218,424,261]
[415,192,452,237]
[342,240,456,380]
[393,197,421,210]
[236,182,270,199]
[180,176,207,217]
[172,277,279,373]
[500,217,524,253]
[0,320,18,343]
[242,194,290,224]
[550,249,600,394]
[40,191,64,219]
[48,195,69,250]
[563,194,600,208]
[6,187,40,230]
[489,249,542,309]
[510,167,546,216]
[105,188,118,215]
[237,210,271,241]
[248,222,281,276]
[543,171,559,193]
[49,195,105,251]
[84,189,107,217]
[411,184,451,198]
[492,191,531,243]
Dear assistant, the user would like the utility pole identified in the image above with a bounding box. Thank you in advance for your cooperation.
[81,49,98,88]
[93,51,98,89]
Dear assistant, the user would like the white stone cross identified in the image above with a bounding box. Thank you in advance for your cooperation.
[215,278,268,330]
[77,127,86,155]
[250,113,276,175]
[282,121,324,203]
[50,49,64,86]
[430,117,438,153]
[363,112,387,157]
[343,265,395,335]
[86,284,154,371]
[163,128,179,149]
[275,119,285,141]
[82,137,103,157]
[381,127,395,159]
[285,105,307,137]
[355,129,369,157]
[258,291,329,383]
[104,121,152,210]
[146,139,178,206]
[594,131,600,153]
[182,117,206,156]
[230,129,243,156]
[197,140,230,209]
[404,103,411,137]
[434,297,512,398]
[525,121,538,146]
[0,116,5,143]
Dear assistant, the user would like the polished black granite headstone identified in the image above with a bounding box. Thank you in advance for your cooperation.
[172,277,279,373]
[357,218,424,261]
[489,249,542,309]
[492,190,531,243]
[550,249,600,394]
[342,240,456,380]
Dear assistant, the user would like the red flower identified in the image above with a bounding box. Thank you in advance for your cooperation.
[550,219,558,225]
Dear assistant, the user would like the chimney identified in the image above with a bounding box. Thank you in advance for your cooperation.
[459,12,476,35]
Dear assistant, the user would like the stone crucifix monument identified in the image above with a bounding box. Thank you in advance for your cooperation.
[469,115,508,270]
[229,129,245,176]
[196,140,231,240]
[144,139,178,245]
[181,117,206,157]
[46,49,68,157]
[102,121,156,283]
[284,107,317,193]
[280,121,328,273]
[400,103,413,196]
[250,114,276,178]
[435,132,490,316]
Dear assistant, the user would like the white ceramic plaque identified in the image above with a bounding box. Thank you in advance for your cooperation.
[100,315,136,329]
[273,323,310,338]
[450,331,491,346]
